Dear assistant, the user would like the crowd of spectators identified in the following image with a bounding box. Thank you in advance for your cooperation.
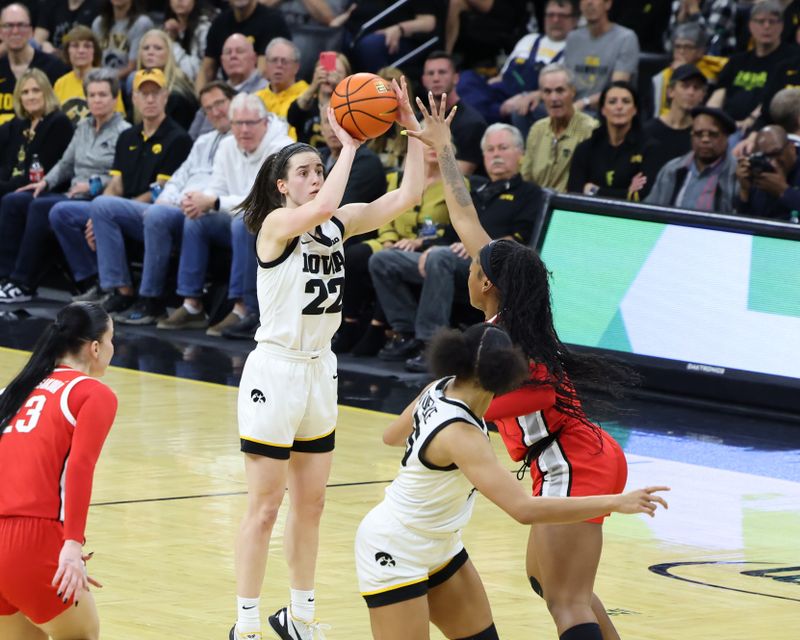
[0,0,799,369]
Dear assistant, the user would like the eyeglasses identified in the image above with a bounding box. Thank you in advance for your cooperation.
[750,17,781,26]
[231,119,266,128]
[691,130,723,139]
[0,22,31,31]
[202,98,229,114]
[673,43,699,51]
[545,11,574,19]
[266,57,297,65]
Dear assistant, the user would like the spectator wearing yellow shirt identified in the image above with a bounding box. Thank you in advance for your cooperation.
[52,25,125,124]
[255,37,307,140]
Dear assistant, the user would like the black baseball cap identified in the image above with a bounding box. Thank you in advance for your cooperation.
[672,64,707,85]
[690,106,737,136]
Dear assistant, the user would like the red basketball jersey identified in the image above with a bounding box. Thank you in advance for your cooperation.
[0,367,117,542]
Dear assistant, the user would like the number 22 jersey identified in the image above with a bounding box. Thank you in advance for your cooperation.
[255,217,346,351]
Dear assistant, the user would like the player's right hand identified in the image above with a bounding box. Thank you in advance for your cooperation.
[52,539,98,605]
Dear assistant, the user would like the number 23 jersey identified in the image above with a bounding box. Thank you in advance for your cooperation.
[255,217,345,351]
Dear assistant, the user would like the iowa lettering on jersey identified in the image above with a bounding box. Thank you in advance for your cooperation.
[302,249,345,275]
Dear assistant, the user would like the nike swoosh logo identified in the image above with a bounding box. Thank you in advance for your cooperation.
[301,239,312,244]
[307,598,315,602]
[242,605,257,610]
[332,375,338,379]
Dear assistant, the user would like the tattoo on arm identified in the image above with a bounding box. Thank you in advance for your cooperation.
[441,145,473,208]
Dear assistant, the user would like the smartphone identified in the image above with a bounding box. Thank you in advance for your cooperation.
[319,51,337,72]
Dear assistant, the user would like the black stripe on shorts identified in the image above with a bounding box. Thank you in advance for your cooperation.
[364,580,428,609]
[241,438,291,460]
[428,547,469,589]
[292,429,335,453]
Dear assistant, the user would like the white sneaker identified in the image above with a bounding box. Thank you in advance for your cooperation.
[267,607,330,640]
[229,623,261,639]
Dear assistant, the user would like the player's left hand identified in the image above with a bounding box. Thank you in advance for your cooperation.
[614,486,670,517]
[405,92,456,151]
[392,76,419,131]
[51,539,102,605]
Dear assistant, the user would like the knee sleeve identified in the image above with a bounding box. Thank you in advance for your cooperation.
[528,575,544,599]
[559,623,602,640]
[455,622,499,640]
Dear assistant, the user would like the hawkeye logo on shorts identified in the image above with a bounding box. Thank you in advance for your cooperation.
[251,389,266,403]
[375,552,396,567]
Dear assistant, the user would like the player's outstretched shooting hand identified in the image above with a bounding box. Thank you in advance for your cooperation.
[392,76,419,131]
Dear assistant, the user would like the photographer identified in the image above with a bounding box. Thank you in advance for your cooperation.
[735,125,800,221]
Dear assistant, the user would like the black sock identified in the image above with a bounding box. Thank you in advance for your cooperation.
[560,623,602,640]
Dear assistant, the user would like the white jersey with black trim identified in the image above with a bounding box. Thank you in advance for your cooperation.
[384,377,489,535]
[254,217,346,351]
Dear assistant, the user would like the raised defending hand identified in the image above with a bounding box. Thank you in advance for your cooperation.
[326,105,362,150]
[404,91,456,151]
[614,486,670,517]
[392,76,420,132]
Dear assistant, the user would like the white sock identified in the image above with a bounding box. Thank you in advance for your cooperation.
[236,596,260,635]
[290,588,315,623]
[183,300,202,314]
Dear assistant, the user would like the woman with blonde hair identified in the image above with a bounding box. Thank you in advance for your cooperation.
[53,25,126,124]
[0,69,72,200]
[131,28,199,129]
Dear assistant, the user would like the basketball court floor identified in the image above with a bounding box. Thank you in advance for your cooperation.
[0,309,798,639]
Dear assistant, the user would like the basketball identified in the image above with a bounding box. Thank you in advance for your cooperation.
[329,73,398,141]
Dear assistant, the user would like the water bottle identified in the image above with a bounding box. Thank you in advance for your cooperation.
[150,181,163,202]
[89,175,103,197]
[418,216,438,241]
[29,154,44,183]
[790,210,799,224]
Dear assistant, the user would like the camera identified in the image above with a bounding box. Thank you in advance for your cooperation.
[748,152,775,175]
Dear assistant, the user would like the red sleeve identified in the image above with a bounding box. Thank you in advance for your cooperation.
[492,417,529,462]
[63,381,118,542]
[485,384,556,422]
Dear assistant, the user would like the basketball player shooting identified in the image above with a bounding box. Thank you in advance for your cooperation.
[227,76,425,640]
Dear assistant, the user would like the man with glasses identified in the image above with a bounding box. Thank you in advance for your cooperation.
[645,106,737,212]
[0,3,67,124]
[198,0,290,92]
[707,1,794,135]
[189,33,266,140]
[520,62,597,191]
[50,68,192,315]
[457,0,577,134]
[113,81,236,326]
[256,37,307,140]
[159,92,293,338]
[735,124,800,220]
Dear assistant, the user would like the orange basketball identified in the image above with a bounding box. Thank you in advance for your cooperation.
[329,73,398,141]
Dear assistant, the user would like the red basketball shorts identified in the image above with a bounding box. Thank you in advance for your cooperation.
[531,427,628,524]
[0,516,72,624]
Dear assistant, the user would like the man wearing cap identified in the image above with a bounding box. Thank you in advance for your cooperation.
[645,105,737,212]
[643,63,708,169]
[735,124,800,221]
[50,68,192,316]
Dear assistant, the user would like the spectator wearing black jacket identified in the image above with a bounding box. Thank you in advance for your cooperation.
[569,81,661,201]
[0,68,73,198]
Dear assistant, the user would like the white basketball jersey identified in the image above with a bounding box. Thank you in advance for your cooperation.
[384,377,489,535]
[254,217,346,351]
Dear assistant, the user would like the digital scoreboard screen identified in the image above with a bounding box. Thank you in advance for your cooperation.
[539,206,800,387]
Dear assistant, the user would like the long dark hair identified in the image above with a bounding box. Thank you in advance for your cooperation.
[165,0,214,54]
[98,0,146,39]
[484,240,636,426]
[0,303,110,437]
[595,79,641,139]
[428,323,529,396]
[236,142,322,234]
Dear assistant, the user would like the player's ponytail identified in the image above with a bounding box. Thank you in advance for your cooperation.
[238,142,322,234]
[428,324,528,396]
[0,302,109,437]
